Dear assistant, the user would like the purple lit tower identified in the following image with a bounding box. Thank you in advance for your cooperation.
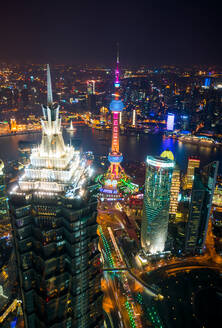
[107,44,124,180]
[114,44,120,88]
[99,48,139,201]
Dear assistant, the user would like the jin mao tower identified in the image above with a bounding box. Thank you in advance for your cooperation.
[10,65,102,328]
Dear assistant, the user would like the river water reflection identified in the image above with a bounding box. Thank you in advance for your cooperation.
[0,127,221,173]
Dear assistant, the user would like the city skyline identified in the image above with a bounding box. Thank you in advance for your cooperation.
[0,53,221,326]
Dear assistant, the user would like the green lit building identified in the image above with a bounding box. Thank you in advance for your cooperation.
[9,66,103,328]
[0,160,9,221]
[141,156,174,254]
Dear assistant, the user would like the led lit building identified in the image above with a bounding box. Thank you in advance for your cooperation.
[169,165,180,217]
[87,80,95,95]
[166,113,175,131]
[185,161,219,254]
[186,157,200,189]
[99,51,138,202]
[0,160,9,221]
[10,118,17,132]
[132,109,136,127]
[141,156,174,254]
[10,65,102,328]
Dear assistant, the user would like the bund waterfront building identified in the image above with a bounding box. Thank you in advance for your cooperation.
[185,161,219,254]
[9,66,102,328]
[141,156,174,254]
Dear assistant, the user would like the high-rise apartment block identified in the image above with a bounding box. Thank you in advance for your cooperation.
[10,66,102,328]
[141,156,174,254]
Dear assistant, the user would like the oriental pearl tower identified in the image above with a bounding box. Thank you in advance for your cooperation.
[107,46,125,180]
[99,47,139,203]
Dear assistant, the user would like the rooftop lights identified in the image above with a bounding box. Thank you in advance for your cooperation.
[146,156,175,168]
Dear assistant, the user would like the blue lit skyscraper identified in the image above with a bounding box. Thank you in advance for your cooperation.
[204,77,211,87]
[167,113,175,131]
[141,156,174,254]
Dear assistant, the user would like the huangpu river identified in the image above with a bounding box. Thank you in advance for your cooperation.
[0,127,222,173]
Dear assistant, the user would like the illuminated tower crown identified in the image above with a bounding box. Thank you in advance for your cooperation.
[99,49,139,200]
[11,64,82,195]
[107,46,124,178]
[39,64,66,159]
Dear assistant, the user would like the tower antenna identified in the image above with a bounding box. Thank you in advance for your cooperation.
[47,64,53,105]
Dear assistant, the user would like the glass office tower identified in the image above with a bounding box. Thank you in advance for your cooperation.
[9,66,102,328]
[141,156,174,254]
[0,160,9,221]
[185,161,219,254]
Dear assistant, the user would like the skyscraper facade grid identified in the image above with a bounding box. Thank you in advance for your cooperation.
[9,65,103,328]
[141,156,174,254]
[185,161,219,254]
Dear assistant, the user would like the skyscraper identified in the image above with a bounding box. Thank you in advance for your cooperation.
[132,109,136,127]
[87,80,97,114]
[169,165,180,217]
[186,157,200,189]
[10,65,102,328]
[166,113,175,131]
[185,161,219,254]
[141,156,174,254]
[0,160,9,222]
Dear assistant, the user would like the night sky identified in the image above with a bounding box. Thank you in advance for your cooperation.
[0,0,221,65]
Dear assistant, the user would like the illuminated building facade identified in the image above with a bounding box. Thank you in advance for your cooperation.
[169,165,180,217]
[166,113,175,131]
[132,109,136,127]
[87,80,95,95]
[0,160,9,221]
[10,118,17,132]
[186,157,200,189]
[10,65,102,328]
[185,161,219,254]
[141,156,174,254]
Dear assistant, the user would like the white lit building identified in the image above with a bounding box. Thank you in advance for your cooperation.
[11,65,90,198]
[141,156,174,254]
[9,65,103,328]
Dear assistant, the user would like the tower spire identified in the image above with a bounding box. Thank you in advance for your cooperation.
[117,42,119,64]
[47,64,53,105]
[115,43,120,88]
